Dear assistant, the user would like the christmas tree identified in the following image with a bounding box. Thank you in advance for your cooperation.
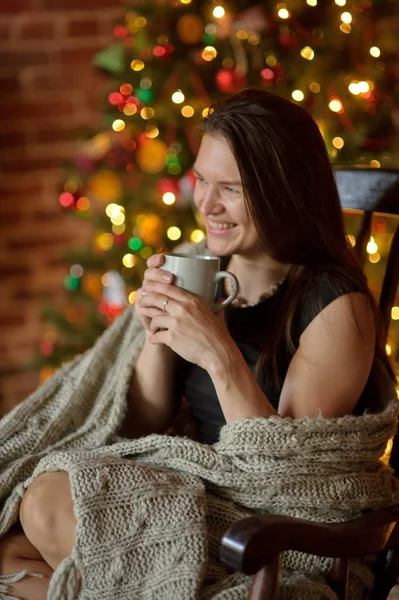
[36,0,399,379]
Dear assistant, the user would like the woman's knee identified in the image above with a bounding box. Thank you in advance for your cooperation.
[19,471,73,553]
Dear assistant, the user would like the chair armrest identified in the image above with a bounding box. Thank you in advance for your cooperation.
[220,506,399,575]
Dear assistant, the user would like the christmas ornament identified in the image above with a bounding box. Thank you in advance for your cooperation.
[89,170,122,202]
[136,139,167,174]
[94,43,126,75]
[176,14,204,44]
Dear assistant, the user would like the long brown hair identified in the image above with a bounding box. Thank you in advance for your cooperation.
[202,89,396,392]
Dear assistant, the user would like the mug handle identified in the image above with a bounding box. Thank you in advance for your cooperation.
[211,271,239,312]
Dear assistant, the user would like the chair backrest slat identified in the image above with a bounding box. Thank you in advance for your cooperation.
[334,167,399,341]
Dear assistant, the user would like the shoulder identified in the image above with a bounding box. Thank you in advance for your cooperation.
[279,291,376,418]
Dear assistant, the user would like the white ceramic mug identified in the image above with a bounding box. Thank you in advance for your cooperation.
[159,254,239,312]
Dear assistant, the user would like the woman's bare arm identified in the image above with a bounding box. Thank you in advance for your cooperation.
[119,334,182,438]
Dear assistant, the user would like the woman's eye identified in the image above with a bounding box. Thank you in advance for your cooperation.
[224,186,239,195]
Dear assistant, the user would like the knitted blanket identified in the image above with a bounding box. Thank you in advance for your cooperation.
[1,261,398,599]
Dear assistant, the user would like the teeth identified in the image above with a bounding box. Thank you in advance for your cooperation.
[208,220,236,230]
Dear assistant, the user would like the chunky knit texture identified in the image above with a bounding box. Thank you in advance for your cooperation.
[0,241,398,599]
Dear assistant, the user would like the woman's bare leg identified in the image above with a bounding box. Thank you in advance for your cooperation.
[0,526,53,600]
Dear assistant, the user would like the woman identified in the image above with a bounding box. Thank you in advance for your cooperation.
[1,90,397,600]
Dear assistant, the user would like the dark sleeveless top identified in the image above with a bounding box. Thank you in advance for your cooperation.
[179,257,395,445]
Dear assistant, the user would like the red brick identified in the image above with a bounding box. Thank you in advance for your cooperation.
[0,51,50,69]
[1,156,62,172]
[59,46,104,65]
[36,127,72,143]
[8,234,72,250]
[68,19,101,37]
[1,100,74,121]
[0,264,31,277]
[19,22,54,40]
[0,314,26,328]
[0,0,34,12]
[0,131,26,149]
[0,76,20,93]
[43,0,120,9]
[0,211,25,226]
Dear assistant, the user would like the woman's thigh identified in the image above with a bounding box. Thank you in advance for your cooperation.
[19,471,77,570]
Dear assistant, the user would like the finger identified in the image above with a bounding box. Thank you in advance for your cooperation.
[146,253,165,268]
[150,314,171,332]
[140,306,164,318]
[149,330,168,345]
[141,291,175,313]
[143,281,197,304]
[143,267,174,284]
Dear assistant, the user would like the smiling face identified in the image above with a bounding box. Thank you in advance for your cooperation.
[193,133,265,259]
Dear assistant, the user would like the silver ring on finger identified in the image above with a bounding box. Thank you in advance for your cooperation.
[163,298,169,312]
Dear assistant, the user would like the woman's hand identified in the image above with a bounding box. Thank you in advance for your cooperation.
[135,254,175,332]
[139,279,237,371]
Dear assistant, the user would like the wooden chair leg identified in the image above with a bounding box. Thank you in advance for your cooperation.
[249,554,280,600]
[328,557,349,600]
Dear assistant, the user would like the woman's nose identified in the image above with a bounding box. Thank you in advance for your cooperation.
[198,187,222,214]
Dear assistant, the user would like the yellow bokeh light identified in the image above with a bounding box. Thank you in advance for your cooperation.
[64,180,78,193]
[357,81,370,93]
[180,0,191,3]
[96,233,113,251]
[112,119,125,132]
[370,46,380,58]
[181,105,194,118]
[341,12,352,23]
[236,30,248,40]
[335,0,346,4]
[190,229,205,243]
[172,90,185,104]
[202,107,211,118]
[140,107,155,120]
[248,35,259,45]
[307,0,317,5]
[131,59,145,71]
[300,46,314,60]
[266,55,277,67]
[366,237,378,254]
[163,192,176,205]
[348,82,360,95]
[213,6,225,18]
[110,212,125,226]
[146,126,159,138]
[135,16,147,28]
[292,90,304,102]
[346,234,356,248]
[123,103,138,116]
[386,344,392,355]
[340,23,351,33]
[140,247,153,259]
[369,251,380,264]
[328,98,343,113]
[112,223,125,234]
[202,46,217,61]
[278,8,290,19]
[106,203,117,217]
[391,307,399,321]
[167,226,182,241]
[309,82,321,93]
[370,160,381,168]
[332,137,344,149]
[122,253,137,268]
[128,291,138,304]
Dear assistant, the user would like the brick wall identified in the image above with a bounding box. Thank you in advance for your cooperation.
[0,0,124,416]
